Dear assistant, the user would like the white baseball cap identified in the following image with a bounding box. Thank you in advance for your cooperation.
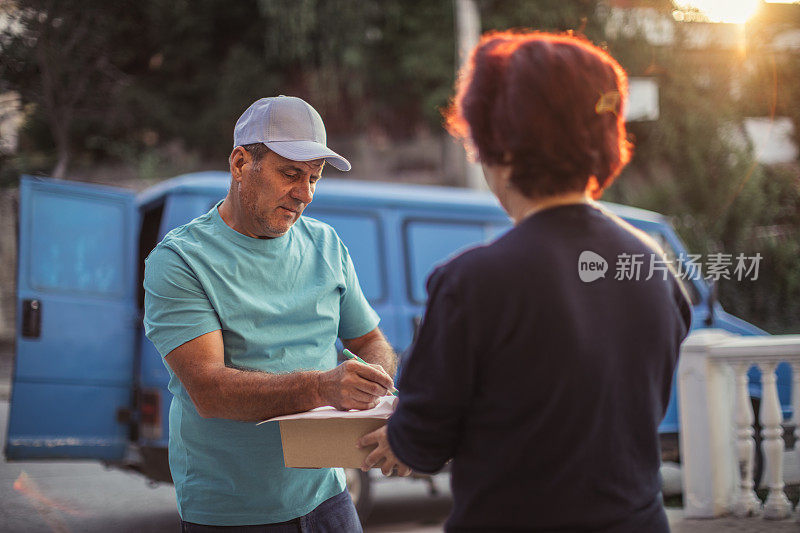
[233,96,351,171]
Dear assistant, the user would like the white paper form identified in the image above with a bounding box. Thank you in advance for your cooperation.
[257,395,397,425]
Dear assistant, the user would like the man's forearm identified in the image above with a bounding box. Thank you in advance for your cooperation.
[344,328,398,377]
[166,329,393,422]
[186,358,394,422]
[360,340,397,377]
[189,367,325,422]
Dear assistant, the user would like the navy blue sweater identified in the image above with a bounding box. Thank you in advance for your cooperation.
[387,204,692,532]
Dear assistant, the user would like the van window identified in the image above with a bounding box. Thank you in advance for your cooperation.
[28,192,128,296]
[306,211,386,303]
[404,219,489,304]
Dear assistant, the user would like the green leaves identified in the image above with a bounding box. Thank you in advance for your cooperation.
[604,9,800,333]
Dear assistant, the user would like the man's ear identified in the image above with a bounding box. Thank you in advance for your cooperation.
[229,146,249,183]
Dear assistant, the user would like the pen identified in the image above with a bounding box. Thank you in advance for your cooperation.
[343,348,399,397]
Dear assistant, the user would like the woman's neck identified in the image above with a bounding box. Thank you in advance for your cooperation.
[510,191,591,224]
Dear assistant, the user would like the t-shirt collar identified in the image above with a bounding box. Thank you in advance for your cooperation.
[210,200,293,252]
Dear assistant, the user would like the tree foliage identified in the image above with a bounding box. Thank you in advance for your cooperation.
[1,0,459,179]
[0,0,147,177]
[602,4,800,333]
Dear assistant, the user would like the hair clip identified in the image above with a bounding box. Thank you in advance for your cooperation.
[595,90,620,115]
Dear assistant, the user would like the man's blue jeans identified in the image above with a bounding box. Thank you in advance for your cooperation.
[180,490,362,533]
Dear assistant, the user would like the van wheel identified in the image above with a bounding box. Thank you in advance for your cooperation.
[345,468,372,523]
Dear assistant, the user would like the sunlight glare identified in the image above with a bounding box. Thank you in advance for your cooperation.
[674,0,761,24]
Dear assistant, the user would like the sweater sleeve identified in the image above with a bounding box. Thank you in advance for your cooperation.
[386,264,478,473]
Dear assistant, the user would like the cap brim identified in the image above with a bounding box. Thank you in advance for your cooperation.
[265,140,351,171]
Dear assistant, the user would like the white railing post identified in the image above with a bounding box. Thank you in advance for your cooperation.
[731,362,761,517]
[793,362,800,523]
[758,362,792,519]
[678,331,739,517]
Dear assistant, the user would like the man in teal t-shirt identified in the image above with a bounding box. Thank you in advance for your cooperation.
[143,96,402,530]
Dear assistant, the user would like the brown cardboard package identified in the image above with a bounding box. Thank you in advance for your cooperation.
[259,396,396,469]
[279,418,387,468]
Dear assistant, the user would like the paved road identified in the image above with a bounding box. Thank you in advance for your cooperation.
[4,346,799,532]
[0,397,452,532]
[0,338,450,533]
[0,397,180,532]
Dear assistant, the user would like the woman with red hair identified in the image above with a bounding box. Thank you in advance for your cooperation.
[361,32,691,532]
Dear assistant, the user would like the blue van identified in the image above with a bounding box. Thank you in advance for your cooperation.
[5,173,778,515]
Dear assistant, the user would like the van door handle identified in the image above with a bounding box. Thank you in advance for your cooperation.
[22,299,41,339]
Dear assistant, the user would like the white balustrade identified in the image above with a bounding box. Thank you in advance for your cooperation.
[678,330,739,518]
[678,331,800,521]
[732,362,760,517]
[792,362,800,454]
[758,362,792,519]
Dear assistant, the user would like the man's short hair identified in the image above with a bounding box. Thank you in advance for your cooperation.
[241,143,271,170]
[444,31,632,199]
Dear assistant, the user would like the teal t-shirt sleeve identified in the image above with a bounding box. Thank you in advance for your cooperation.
[143,244,222,357]
[337,241,380,340]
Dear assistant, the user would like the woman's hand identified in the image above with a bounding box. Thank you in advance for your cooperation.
[358,425,412,477]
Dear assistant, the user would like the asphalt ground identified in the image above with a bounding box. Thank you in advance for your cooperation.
[3,343,799,531]
[0,342,450,532]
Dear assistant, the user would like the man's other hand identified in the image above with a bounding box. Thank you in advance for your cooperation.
[318,359,394,410]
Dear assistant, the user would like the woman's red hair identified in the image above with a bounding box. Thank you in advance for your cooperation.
[444,31,632,198]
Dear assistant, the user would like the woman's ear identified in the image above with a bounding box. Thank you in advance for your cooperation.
[586,176,603,200]
[499,152,514,188]
[480,162,512,195]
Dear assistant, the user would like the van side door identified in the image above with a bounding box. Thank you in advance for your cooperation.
[5,177,138,461]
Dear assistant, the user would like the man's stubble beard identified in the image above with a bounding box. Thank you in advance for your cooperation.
[239,186,290,238]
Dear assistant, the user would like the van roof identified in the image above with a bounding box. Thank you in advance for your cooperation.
[136,171,666,224]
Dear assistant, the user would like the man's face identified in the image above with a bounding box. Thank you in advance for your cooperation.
[238,150,324,238]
